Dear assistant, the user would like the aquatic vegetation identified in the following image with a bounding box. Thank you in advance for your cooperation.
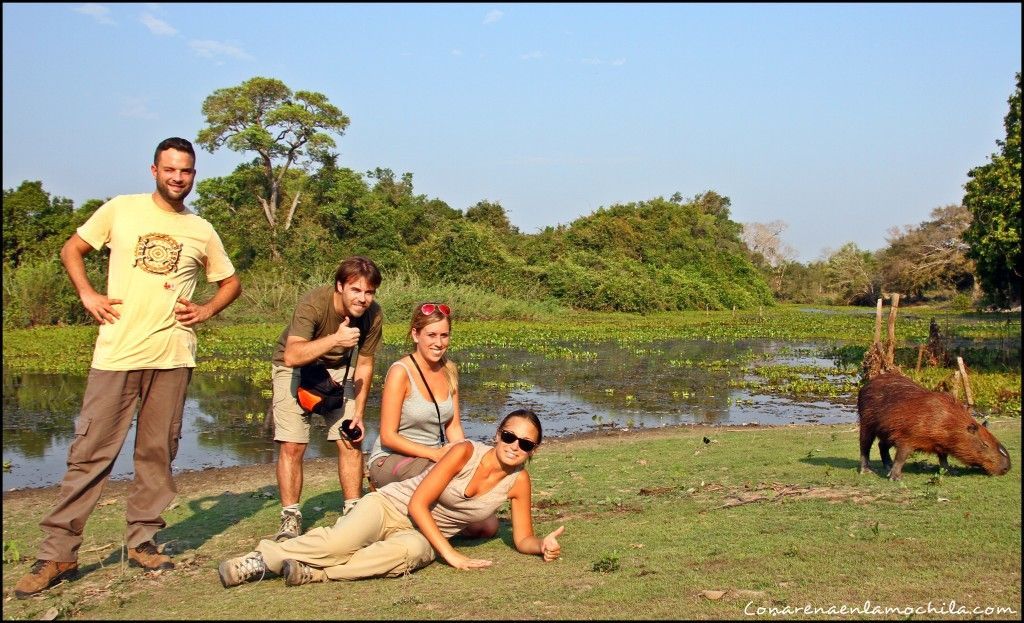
[3,306,1018,420]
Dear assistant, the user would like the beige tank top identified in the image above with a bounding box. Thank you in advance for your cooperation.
[378,441,522,538]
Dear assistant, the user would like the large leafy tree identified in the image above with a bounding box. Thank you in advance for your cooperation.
[2,181,76,265]
[879,205,975,300]
[196,76,349,258]
[822,242,879,305]
[962,72,1021,306]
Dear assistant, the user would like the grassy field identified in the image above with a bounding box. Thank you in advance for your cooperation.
[3,420,1019,620]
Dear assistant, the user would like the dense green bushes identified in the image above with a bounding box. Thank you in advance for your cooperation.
[3,167,775,326]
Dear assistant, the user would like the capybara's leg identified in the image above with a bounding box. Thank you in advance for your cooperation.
[937,453,949,469]
[888,445,912,480]
[879,441,893,470]
[858,428,875,474]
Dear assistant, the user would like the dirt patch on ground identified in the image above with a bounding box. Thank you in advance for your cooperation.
[699,482,883,511]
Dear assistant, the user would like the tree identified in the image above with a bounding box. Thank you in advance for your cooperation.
[741,220,797,293]
[466,199,519,234]
[822,243,879,305]
[2,181,75,266]
[879,205,975,301]
[196,76,349,258]
[962,72,1021,306]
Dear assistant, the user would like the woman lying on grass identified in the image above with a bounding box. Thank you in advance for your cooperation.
[219,409,564,586]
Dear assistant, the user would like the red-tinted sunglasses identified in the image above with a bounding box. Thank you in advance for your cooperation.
[420,303,451,317]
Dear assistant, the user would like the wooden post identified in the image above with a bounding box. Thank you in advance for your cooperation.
[956,356,974,407]
[915,344,925,374]
[885,293,900,366]
[874,298,883,345]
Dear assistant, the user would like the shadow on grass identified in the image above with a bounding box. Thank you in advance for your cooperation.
[801,456,996,478]
[300,490,345,528]
[152,484,279,555]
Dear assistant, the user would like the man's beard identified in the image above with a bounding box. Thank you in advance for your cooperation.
[156,180,191,204]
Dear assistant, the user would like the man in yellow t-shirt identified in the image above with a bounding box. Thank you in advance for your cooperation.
[15,137,242,599]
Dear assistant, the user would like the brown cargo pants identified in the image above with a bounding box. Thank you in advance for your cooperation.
[36,367,192,562]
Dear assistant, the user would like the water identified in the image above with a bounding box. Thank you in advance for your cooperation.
[2,338,860,490]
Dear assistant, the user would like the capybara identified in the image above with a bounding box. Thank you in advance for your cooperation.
[858,373,1011,480]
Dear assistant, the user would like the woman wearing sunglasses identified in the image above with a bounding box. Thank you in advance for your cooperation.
[366,302,498,538]
[218,409,565,586]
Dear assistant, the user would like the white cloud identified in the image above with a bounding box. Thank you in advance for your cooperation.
[119,97,158,120]
[611,58,626,66]
[520,50,543,61]
[188,39,253,61]
[451,49,463,56]
[74,3,114,25]
[582,57,602,65]
[141,12,177,36]
[483,9,503,24]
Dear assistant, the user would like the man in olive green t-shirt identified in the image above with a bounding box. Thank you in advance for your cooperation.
[270,256,383,541]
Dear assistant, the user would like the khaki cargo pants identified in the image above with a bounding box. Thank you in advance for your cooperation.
[37,368,192,562]
[255,492,435,580]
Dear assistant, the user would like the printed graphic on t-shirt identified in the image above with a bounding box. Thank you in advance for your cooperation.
[134,233,182,275]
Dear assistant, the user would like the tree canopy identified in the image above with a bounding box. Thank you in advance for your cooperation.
[962,72,1021,306]
[196,76,349,258]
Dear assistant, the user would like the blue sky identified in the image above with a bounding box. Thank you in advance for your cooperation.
[2,3,1020,262]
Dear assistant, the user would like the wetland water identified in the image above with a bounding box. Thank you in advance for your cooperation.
[3,338,860,490]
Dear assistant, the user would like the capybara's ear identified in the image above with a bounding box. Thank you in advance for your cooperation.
[967,422,979,434]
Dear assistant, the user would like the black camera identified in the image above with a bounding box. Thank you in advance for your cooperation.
[340,419,361,440]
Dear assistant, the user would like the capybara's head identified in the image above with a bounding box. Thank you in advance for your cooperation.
[959,417,1011,476]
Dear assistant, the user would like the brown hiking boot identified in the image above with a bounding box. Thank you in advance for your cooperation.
[281,559,328,586]
[14,559,79,599]
[128,541,174,571]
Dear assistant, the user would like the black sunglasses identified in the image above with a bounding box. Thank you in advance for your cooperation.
[499,429,538,452]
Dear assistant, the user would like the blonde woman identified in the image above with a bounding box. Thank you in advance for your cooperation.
[368,303,497,538]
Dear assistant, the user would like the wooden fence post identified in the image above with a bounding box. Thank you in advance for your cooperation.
[956,356,974,407]
[885,293,900,367]
[874,298,883,345]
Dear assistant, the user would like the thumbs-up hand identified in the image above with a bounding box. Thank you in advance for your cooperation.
[333,316,361,349]
[540,525,565,562]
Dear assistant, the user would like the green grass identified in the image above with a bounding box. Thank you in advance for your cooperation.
[2,421,1019,620]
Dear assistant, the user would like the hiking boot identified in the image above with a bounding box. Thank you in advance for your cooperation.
[274,509,302,542]
[14,559,79,599]
[128,541,174,571]
[281,559,328,586]
[219,551,268,588]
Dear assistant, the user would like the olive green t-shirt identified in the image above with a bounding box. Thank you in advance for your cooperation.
[271,285,383,369]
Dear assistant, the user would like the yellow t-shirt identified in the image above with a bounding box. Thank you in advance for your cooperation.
[77,193,235,370]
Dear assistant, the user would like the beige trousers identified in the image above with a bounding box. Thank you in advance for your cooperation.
[255,492,436,581]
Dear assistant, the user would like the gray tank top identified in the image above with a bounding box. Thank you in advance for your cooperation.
[378,441,522,538]
[369,360,454,462]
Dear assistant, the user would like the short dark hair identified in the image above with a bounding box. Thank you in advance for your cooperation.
[154,137,196,165]
[334,256,382,289]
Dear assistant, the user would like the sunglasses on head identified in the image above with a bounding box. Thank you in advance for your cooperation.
[499,429,538,452]
[420,303,451,317]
